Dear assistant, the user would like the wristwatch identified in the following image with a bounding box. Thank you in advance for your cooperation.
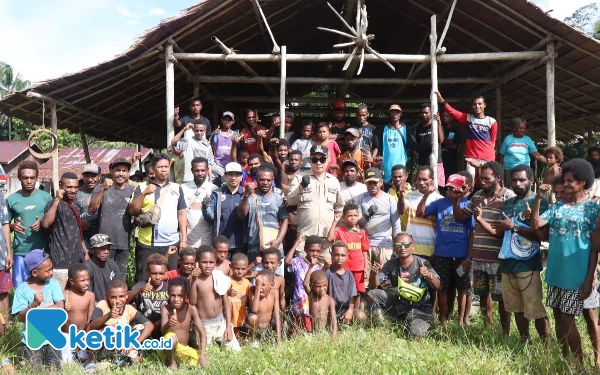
[511,223,520,233]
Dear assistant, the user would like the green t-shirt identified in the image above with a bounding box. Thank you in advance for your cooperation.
[501,195,548,274]
[6,189,52,256]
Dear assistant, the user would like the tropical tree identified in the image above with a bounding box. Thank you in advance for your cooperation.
[0,62,31,140]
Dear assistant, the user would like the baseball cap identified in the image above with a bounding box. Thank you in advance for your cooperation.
[225,162,243,174]
[82,163,100,175]
[341,157,359,169]
[222,111,235,119]
[345,128,360,138]
[310,145,329,156]
[364,168,383,183]
[389,104,402,112]
[110,157,132,170]
[445,174,466,189]
[24,249,49,273]
[90,234,113,248]
[334,100,346,110]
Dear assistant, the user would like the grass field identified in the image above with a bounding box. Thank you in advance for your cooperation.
[1,309,597,375]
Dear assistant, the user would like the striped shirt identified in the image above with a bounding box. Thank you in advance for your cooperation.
[463,188,515,262]
[443,103,497,161]
[405,190,443,256]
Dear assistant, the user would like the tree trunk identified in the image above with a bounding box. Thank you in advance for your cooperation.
[8,117,11,141]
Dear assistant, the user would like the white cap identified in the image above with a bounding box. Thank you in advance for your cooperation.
[225,162,242,173]
[222,111,235,119]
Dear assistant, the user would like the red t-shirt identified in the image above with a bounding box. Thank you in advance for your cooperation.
[333,225,370,271]
[241,125,266,154]
[166,269,182,281]
[322,140,341,177]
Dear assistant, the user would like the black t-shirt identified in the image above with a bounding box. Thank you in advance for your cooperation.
[442,125,461,173]
[415,123,442,165]
[326,268,358,314]
[176,115,212,136]
[331,123,349,152]
[84,258,122,302]
[90,184,134,250]
[132,281,169,323]
[45,200,85,269]
[353,124,380,155]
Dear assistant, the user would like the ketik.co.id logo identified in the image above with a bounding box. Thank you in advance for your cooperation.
[25,309,169,351]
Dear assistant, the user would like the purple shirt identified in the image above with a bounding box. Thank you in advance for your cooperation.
[290,257,322,317]
[213,131,237,167]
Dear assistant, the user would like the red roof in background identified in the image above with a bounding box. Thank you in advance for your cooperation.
[0,141,42,164]
[38,147,152,180]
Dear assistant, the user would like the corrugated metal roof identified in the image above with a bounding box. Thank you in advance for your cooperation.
[0,141,42,164]
[38,147,152,180]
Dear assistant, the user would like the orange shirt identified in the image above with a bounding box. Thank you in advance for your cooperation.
[338,149,369,179]
[228,278,251,328]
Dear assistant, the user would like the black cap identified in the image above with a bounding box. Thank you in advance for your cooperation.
[364,168,383,183]
[110,157,132,170]
[309,145,329,156]
[341,157,359,169]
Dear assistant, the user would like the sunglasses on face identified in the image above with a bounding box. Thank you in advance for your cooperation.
[395,242,413,248]
[311,156,327,164]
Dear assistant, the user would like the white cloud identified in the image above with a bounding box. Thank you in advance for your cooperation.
[148,7,166,16]
[116,4,138,19]
[126,19,139,26]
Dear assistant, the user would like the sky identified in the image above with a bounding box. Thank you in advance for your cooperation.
[0,0,598,85]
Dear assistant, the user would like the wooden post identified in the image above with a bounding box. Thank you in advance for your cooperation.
[193,83,200,97]
[165,42,175,147]
[50,102,59,195]
[279,45,287,139]
[430,15,439,186]
[495,86,502,151]
[213,105,219,132]
[589,122,593,149]
[546,41,556,147]
[136,144,142,171]
[79,126,91,164]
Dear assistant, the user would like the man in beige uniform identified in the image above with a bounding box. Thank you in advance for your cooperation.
[287,145,344,263]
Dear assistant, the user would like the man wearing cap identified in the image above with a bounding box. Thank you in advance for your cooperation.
[416,173,474,326]
[210,111,239,182]
[42,172,88,290]
[355,168,401,287]
[339,158,367,203]
[338,128,371,179]
[381,104,417,184]
[287,145,344,262]
[331,101,349,152]
[88,157,135,277]
[181,156,218,248]
[203,162,245,254]
[76,163,101,248]
[84,234,121,302]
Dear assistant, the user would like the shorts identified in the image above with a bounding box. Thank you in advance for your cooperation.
[546,285,583,316]
[157,332,198,366]
[351,270,366,293]
[471,261,502,300]
[12,255,28,288]
[366,246,394,281]
[52,269,69,291]
[247,314,278,340]
[367,289,434,337]
[583,287,600,310]
[202,315,241,351]
[60,332,89,365]
[0,269,13,294]
[293,315,312,333]
[433,257,470,291]
[501,271,546,320]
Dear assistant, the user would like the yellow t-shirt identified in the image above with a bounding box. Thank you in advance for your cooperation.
[228,278,251,328]
[388,184,412,231]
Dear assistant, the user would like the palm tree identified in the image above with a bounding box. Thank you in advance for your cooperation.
[0,62,30,140]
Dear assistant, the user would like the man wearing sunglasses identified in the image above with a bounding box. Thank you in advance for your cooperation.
[287,145,344,264]
[367,232,440,338]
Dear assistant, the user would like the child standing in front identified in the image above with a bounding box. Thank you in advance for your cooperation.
[228,253,251,338]
[285,235,323,333]
[247,270,282,345]
[303,269,337,338]
[12,250,64,370]
[291,119,316,172]
[213,237,231,275]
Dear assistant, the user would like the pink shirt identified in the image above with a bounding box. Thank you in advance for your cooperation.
[323,140,341,176]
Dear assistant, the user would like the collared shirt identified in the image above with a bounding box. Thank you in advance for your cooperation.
[177,137,216,183]
[203,186,245,248]
[132,180,187,247]
[286,172,344,237]
[246,188,288,247]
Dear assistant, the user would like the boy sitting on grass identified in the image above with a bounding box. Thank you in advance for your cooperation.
[89,279,153,366]
[303,269,337,338]
[228,253,251,338]
[62,264,95,365]
[285,235,323,333]
[213,236,231,275]
[247,270,282,345]
[159,277,209,369]
[190,247,240,350]
[129,254,170,338]
[166,247,200,283]
[12,250,64,370]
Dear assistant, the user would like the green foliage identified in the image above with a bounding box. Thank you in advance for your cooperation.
[564,3,600,40]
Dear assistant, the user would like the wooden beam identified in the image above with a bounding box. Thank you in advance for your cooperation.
[165,43,175,146]
[211,95,459,104]
[546,41,556,147]
[496,86,502,151]
[191,75,494,85]
[50,102,58,195]
[251,0,272,52]
[79,126,91,164]
[430,15,439,186]
[279,45,287,138]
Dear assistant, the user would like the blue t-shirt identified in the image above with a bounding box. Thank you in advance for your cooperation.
[382,125,408,183]
[12,278,64,343]
[424,197,473,258]
[541,200,600,291]
[499,134,537,170]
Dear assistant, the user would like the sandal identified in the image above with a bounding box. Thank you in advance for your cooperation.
[83,362,97,374]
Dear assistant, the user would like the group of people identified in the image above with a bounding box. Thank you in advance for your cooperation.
[1,91,600,372]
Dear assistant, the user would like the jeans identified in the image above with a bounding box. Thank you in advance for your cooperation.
[22,343,61,370]
[110,249,130,280]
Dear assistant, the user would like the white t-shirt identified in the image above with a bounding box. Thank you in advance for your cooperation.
[340,182,368,204]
